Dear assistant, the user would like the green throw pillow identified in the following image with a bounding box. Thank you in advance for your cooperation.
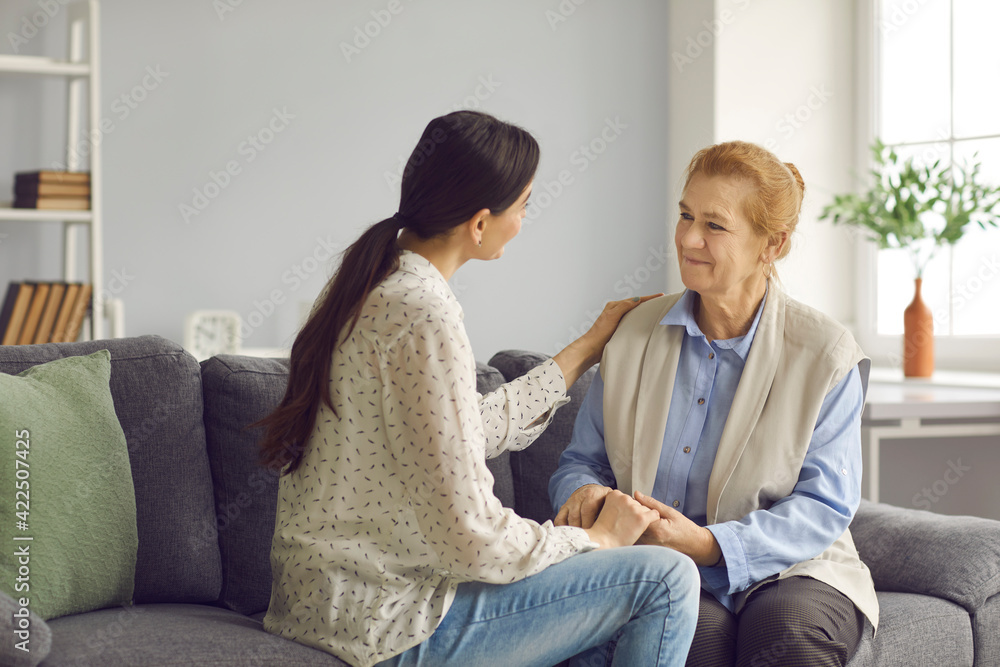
[0,349,137,621]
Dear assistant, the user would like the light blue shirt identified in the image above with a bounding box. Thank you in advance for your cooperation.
[549,289,865,610]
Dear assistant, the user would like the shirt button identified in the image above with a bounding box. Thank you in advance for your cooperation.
[697,398,705,405]
[684,446,691,453]
[709,352,715,359]
[672,500,680,507]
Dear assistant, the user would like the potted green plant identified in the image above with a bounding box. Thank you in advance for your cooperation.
[820,139,1000,377]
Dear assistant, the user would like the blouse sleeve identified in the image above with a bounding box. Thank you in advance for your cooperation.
[378,315,597,584]
[478,358,571,459]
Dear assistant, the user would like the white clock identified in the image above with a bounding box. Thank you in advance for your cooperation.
[184,310,242,361]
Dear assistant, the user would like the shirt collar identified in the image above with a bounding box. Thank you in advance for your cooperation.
[397,249,461,312]
[659,286,768,361]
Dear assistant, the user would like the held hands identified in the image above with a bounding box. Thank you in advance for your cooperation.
[573,489,661,550]
[632,491,723,567]
[556,485,724,562]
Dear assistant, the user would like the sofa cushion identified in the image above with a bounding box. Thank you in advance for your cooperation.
[44,603,348,666]
[851,500,1000,612]
[488,350,596,524]
[200,355,516,617]
[0,351,137,620]
[0,336,222,605]
[0,589,50,666]
[200,354,289,616]
[854,592,973,666]
[972,593,1000,667]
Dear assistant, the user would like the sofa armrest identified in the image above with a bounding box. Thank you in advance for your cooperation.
[850,499,1000,613]
[0,589,51,666]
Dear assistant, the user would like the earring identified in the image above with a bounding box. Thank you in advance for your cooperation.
[478,239,482,247]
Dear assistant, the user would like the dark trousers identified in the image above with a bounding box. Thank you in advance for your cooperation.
[685,576,866,667]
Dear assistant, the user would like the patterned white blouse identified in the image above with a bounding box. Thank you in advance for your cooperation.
[263,250,597,667]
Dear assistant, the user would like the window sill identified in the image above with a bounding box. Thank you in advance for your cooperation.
[869,366,1000,390]
[856,332,1000,377]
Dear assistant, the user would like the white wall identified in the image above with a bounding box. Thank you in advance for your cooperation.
[669,0,998,522]
[664,0,717,292]
[664,0,858,324]
[712,0,858,325]
[0,0,673,361]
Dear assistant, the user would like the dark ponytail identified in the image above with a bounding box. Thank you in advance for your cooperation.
[255,111,539,473]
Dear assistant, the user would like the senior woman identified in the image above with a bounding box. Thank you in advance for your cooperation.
[550,140,878,667]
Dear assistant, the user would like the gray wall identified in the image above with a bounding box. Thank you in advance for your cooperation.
[0,0,672,359]
[878,435,1000,522]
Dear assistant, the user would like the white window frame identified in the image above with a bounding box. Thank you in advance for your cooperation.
[854,0,1000,374]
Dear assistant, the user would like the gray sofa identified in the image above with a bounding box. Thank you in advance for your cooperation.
[1,335,998,666]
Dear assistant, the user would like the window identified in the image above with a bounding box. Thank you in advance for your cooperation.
[873,0,1000,343]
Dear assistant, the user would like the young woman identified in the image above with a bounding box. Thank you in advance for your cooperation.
[255,110,699,667]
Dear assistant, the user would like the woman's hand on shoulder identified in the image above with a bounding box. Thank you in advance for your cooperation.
[580,294,664,365]
[553,294,663,388]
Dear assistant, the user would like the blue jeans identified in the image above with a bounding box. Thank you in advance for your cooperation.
[377,545,700,667]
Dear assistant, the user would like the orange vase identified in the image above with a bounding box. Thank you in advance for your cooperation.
[902,277,934,377]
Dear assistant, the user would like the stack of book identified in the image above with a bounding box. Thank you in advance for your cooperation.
[0,281,93,345]
[13,170,91,210]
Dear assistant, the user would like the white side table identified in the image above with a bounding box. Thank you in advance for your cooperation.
[861,369,1000,502]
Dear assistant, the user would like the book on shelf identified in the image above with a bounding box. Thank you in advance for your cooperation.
[11,171,92,210]
[33,282,66,344]
[16,282,50,344]
[14,170,91,185]
[12,197,91,210]
[0,281,92,345]
[49,282,82,343]
[15,181,91,198]
[61,283,93,344]
[0,283,33,346]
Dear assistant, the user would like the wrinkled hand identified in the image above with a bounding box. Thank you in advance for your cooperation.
[633,491,722,567]
[554,484,614,529]
[582,489,661,550]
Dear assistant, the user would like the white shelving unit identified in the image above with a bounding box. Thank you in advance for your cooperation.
[0,0,118,341]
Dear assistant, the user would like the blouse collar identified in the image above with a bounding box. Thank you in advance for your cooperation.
[397,249,462,314]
